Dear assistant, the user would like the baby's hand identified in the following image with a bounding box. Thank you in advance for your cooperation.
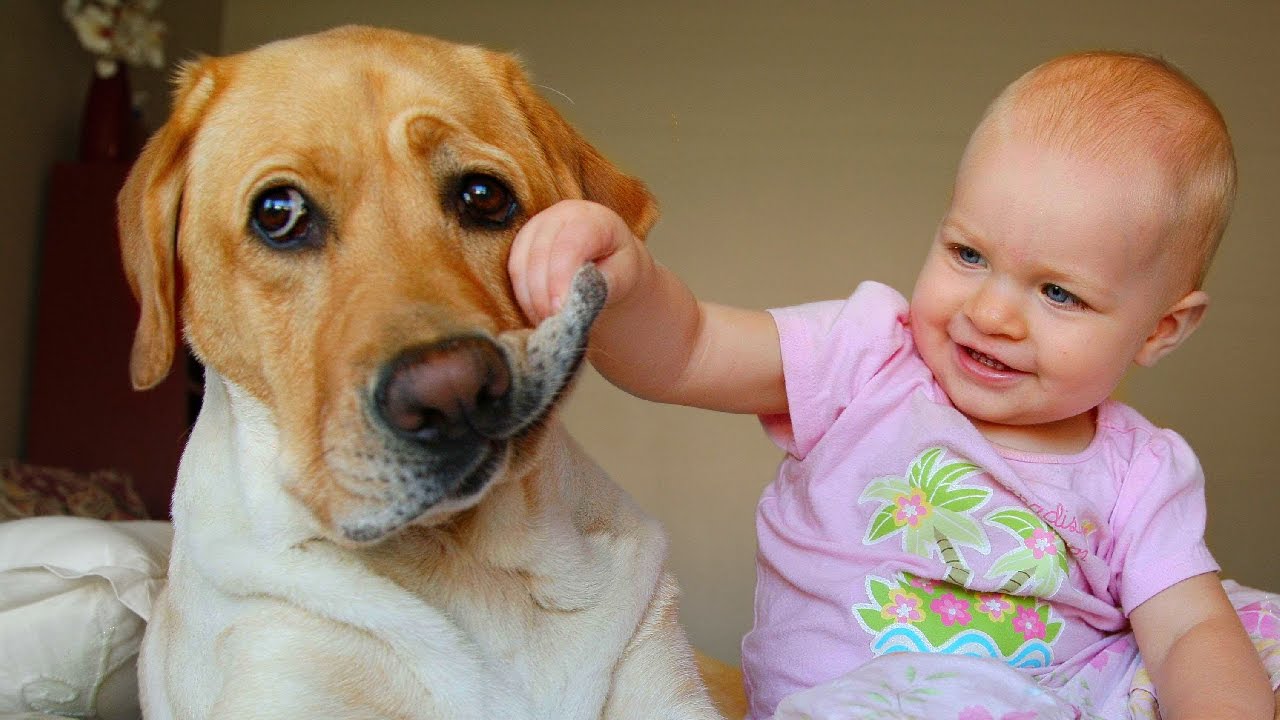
[508,199,652,325]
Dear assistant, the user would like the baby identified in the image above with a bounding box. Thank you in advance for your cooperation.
[509,51,1280,719]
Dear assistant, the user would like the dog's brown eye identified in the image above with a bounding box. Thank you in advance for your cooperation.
[456,174,518,228]
[251,186,316,249]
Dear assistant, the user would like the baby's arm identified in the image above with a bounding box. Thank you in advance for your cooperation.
[1130,573,1274,719]
[509,200,786,415]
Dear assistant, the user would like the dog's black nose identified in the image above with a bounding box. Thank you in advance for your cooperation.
[375,337,511,445]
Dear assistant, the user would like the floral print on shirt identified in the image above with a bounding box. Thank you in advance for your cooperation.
[856,448,1070,666]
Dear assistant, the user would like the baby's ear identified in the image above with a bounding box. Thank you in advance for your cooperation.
[1134,290,1209,367]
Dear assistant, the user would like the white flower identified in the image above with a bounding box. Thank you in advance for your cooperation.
[62,0,166,72]
[95,57,119,78]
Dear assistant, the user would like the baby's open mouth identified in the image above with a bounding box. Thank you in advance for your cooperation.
[965,346,1011,371]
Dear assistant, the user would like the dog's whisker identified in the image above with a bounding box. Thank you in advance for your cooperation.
[533,83,575,105]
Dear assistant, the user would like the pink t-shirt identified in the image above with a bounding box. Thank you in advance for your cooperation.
[741,282,1218,720]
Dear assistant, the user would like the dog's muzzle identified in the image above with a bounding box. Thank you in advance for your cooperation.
[342,265,607,542]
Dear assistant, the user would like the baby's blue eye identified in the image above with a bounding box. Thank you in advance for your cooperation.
[1043,284,1080,307]
[955,246,985,266]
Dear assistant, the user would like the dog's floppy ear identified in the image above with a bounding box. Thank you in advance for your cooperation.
[501,56,659,239]
[118,59,218,390]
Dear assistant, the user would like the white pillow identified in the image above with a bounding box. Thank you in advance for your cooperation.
[0,516,172,720]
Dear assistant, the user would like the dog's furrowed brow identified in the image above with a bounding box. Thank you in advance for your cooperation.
[402,112,459,158]
[388,110,532,205]
[392,106,524,168]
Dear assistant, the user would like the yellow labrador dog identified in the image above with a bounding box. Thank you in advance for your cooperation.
[120,26,723,719]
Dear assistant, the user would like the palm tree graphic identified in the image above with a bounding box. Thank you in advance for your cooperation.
[984,509,1069,596]
[860,448,992,587]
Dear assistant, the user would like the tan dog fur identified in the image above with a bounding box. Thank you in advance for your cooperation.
[120,26,722,719]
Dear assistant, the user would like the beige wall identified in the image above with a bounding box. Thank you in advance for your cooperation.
[6,1,1271,665]
[1,1,223,459]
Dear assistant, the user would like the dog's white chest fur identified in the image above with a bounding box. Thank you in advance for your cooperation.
[141,372,687,719]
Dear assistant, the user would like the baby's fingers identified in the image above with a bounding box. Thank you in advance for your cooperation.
[509,200,631,323]
[510,208,574,323]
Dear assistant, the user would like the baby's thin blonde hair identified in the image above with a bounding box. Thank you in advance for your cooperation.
[977,51,1236,290]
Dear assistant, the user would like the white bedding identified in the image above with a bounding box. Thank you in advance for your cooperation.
[0,517,172,720]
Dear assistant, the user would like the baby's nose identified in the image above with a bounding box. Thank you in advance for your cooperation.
[965,280,1027,339]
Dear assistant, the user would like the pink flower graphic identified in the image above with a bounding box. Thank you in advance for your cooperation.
[1024,529,1059,559]
[893,489,932,528]
[976,593,1013,622]
[1238,601,1280,640]
[909,576,938,593]
[930,593,973,627]
[880,591,925,624]
[1012,606,1046,640]
[1087,654,1107,671]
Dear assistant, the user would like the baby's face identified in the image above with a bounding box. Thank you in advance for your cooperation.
[909,132,1181,431]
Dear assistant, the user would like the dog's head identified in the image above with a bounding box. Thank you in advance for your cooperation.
[118,26,656,544]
